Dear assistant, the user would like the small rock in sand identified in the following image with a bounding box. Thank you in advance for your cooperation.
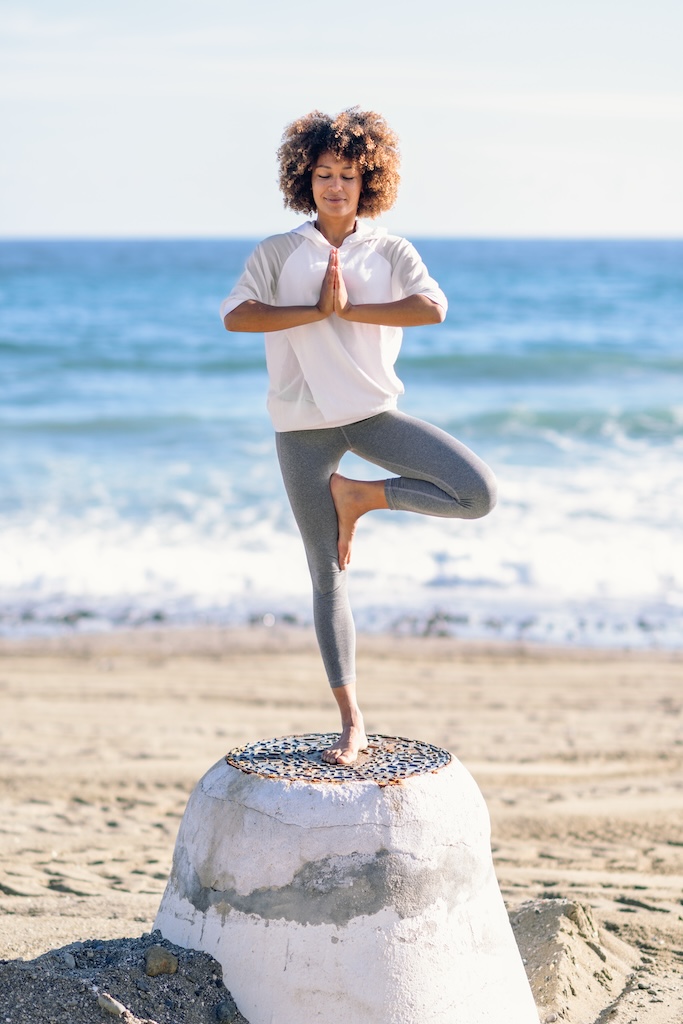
[215,995,239,1022]
[97,991,127,1016]
[145,945,178,977]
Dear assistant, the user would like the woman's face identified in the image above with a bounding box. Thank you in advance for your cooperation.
[311,151,362,220]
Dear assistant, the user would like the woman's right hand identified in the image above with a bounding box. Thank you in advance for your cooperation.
[316,250,337,318]
[224,250,339,333]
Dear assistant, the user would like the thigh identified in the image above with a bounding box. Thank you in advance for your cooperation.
[276,427,348,577]
[344,410,492,501]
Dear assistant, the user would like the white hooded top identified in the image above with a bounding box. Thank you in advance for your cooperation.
[220,220,448,432]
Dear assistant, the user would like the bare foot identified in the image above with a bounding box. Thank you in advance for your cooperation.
[330,473,388,570]
[322,720,369,766]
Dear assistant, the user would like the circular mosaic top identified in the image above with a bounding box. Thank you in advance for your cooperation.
[225,733,451,785]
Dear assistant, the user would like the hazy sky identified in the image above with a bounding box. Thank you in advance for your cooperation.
[2,0,682,237]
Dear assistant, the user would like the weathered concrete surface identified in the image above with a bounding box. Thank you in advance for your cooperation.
[155,751,538,1024]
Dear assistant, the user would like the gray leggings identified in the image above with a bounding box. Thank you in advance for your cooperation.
[276,410,497,688]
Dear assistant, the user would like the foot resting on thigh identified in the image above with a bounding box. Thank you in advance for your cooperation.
[322,719,369,766]
[330,473,389,570]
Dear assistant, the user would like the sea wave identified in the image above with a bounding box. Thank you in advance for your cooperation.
[2,237,682,646]
[1,450,681,647]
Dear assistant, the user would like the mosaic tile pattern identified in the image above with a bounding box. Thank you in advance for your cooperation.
[225,733,451,784]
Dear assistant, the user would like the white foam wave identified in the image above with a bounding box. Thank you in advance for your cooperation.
[1,447,681,647]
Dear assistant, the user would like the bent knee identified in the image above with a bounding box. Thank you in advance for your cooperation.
[463,465,498,519]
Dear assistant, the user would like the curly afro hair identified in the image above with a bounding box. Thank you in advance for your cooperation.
[277,107,400,219]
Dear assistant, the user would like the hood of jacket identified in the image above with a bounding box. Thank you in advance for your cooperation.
[293,219,388,250]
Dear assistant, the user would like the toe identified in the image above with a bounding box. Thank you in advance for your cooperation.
[336,752,356,765]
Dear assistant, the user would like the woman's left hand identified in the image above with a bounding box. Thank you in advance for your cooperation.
[329,250,446,327]
[332,250,353,318]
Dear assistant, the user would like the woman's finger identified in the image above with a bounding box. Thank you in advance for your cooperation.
[334,260,349,314]
[317,250,337,315]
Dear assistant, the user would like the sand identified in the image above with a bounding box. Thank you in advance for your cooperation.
[1,626,682,1022]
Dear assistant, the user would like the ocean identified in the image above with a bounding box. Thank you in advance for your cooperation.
[1,236,682,646]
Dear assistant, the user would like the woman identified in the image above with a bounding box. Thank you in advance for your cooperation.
[222,108,497,765]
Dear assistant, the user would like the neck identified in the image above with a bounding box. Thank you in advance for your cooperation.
[314,214,357,248]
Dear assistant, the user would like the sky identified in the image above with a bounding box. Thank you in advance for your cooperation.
[1,0,682,238]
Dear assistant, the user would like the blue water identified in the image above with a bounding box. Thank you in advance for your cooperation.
[1,237,682,645]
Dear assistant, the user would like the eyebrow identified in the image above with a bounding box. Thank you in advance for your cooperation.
[315,162,356,170]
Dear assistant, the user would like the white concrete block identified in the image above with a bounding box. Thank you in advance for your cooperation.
[155,735,538,1024]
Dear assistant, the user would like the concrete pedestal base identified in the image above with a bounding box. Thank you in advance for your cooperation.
[155,734,538,1024]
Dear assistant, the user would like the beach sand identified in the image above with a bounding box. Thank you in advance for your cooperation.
[1,627,681,1022]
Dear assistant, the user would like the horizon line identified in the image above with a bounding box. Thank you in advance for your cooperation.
[2,233,683,243]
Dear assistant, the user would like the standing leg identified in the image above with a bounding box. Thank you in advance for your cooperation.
[325,680,367,767]
[276,428,368,764]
